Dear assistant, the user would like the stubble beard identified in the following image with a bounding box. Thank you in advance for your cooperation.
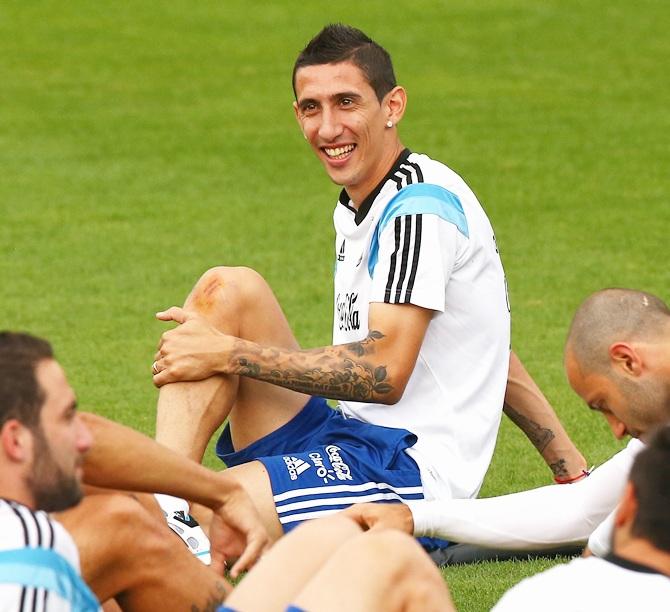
[26,425,83,513]
[618,375,670,438]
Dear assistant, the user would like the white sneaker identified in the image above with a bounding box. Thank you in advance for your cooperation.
[165,509,212,566]
[155,494,212,565]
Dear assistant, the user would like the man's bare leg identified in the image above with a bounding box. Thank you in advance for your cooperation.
[225,515,364,610]
[56,494,231,611]
[225,515,455,612]
[294,529,455,612]
[191,460,285,544]
[220,460,286,541]
[155,266,310,460]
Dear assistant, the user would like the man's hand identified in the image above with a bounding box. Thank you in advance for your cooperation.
[343,502,414,534]
[78,413,271,576]
[153,307,231,386]
[208,477,271,578]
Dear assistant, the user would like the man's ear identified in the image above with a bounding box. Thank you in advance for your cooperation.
[0,420,32,463]
[384,86,407,126]
[292,100,303,126]
[609,342,643,377]
[614,482,638,529]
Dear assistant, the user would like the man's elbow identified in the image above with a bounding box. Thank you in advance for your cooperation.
[375,392,402,405]
[372,373,410,405]
[79,411,106,435]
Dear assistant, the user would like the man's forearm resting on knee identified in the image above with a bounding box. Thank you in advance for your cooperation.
[80,412,270,575]
[153,302,432,405]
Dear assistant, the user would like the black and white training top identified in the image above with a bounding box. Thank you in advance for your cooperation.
[333,148,511,502]
[0,498,99,612]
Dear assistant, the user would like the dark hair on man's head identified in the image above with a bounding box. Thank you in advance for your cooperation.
[0,332,54,431]
[628,424,670,552]
[292,24,397,102]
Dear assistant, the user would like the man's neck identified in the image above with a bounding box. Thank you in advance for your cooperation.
[614,537,670,577]
[0,475,36,511]
[347,140,406,207]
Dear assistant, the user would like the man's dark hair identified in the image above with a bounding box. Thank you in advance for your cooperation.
[0,332,54,430]
[292,24,397,102]
[628,424,670,552]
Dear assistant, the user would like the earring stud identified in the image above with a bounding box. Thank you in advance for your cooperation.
[386,120,393,128]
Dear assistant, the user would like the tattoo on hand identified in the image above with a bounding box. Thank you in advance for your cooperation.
[549,458,569,478]
[503,403,555,452]
[235,330,395,402]
[191,581,228,612]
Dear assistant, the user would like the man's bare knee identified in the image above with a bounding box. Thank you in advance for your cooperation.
[186,266,267,324]
[58,494,175,601]
[356,529,413,569]
[185,266,299,350]
[79,495,231,610]
[364,530,450,605]
[104,495,183,576]
[97,494,174,571]
[346,529,442,585]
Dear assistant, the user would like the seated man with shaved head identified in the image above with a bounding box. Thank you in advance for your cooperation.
[566,288,670,441]
[346,288,670,558]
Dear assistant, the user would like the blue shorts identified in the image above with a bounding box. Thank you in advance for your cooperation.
[216,397,424,532]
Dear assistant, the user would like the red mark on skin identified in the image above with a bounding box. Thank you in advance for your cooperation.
[192,277,224,314]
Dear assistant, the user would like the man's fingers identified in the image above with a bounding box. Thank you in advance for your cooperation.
[369,520,388,531]
[155,306,189,324]
[229,549,253,578]
[209,551,226,576]
[343,503,413,533]
[229,535,270,578]
[152,369,173,387]
[342,504,375,530]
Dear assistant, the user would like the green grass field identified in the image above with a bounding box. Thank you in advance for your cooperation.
[2,1,669,609]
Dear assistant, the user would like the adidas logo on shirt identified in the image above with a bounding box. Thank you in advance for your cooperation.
[283,456,311,481]
[338,240,346,261]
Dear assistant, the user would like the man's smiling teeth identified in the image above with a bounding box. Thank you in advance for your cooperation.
[324,144,355,159]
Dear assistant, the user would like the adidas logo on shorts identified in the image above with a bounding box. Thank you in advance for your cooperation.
[283,456,311,481]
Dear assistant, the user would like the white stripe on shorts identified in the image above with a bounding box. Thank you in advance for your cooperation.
[279,508,342,525]
[276,490,412,515]
[273,481,423,503]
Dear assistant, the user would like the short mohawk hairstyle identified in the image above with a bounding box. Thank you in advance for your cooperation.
[292,24,397,102]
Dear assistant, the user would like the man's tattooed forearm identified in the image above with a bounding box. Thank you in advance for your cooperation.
[238,358,393,401]
[234,331,395,402]
[503,403,555,452]
[345,329,385,357]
